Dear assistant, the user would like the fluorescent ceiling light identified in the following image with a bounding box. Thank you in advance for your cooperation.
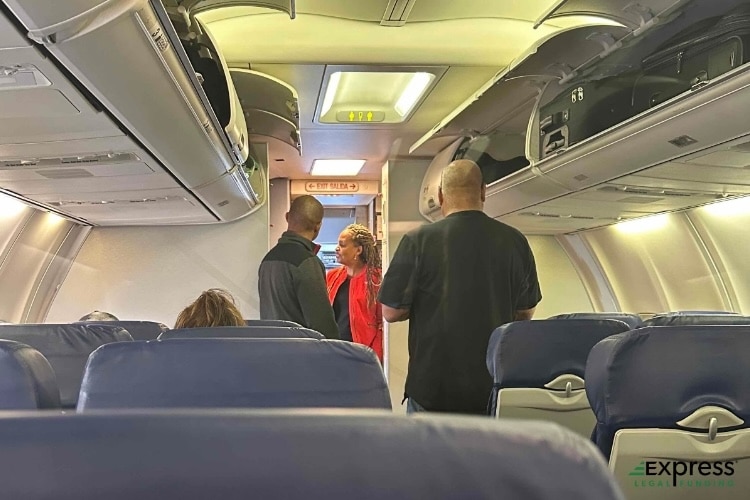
[311,159,366,176]
[395,72,432,117]
[614,214,669,234]
[318,70,437,124]
[703,196,750,217]
[320,72,341,117]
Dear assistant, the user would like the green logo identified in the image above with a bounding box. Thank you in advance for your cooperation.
[629,462,646,476]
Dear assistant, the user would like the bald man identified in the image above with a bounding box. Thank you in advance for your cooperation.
[258,195,338,339]
[379,160,541,414]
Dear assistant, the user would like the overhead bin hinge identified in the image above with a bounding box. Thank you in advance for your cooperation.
[587,32,621,60]
[623,2,654,27]
[381,0,418,27]
[545,63,577,85]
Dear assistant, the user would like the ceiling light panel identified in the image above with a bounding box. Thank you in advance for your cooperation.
[310,159,366,176]
[317,67,442,124]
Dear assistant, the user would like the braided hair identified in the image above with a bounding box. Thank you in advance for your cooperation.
[344,224,381,307]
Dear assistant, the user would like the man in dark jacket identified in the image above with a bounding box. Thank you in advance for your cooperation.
[258,195,338,339]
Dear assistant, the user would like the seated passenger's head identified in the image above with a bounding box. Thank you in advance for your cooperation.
[438,159,486,214]
[174,288,245,329]
[79,310,119,322]
[286,195,324,240]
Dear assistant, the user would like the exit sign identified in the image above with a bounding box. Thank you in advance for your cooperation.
[305,181,360,193]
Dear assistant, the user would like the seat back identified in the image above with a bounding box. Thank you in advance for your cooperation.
[586,326,750,500]
[79,338,389,410]
[245,319,302,328]
[0,340,60,409]
[550,312,643,329]
[0,324,132,408]
[77,320,168,340]
[643,312,750,327]
[158,326,323,340]
[487,319,630,437]
[0,410,624,499]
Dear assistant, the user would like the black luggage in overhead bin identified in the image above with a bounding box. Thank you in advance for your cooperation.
[538,76,640,160]
[538,5,750,160]
[633,6,750,111]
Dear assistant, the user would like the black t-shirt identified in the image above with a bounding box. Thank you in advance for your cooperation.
[333,276,353,342]
[378,210,541,414]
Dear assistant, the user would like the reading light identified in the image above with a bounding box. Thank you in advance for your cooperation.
[311,159,366,176]
[320,72,341,117]
[395,72,433,117]
[614,214,669,234]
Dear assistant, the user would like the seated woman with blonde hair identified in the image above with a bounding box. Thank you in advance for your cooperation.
[174,288,245,329]
[326,224,383,362]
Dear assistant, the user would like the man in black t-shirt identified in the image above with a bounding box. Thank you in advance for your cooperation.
[379,160,541,414]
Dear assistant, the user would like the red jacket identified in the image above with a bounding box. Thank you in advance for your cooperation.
[326,266,383,362]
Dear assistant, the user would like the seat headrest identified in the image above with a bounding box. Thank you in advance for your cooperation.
[643,313,750,327]
[79,339,389,410]
[586,325,750,457]
[159,326,323,340]
[245,319,302,328]
[550,312,643,329]
[0,324,132,407]
[77,320,168,340]
[487,319,631,388]
[0,410,624,500]
[0,340,60,409]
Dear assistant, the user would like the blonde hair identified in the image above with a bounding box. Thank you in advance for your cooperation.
[174,288,245,329]
[344,224,381,306]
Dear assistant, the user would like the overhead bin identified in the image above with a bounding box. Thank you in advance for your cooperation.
[418,138,463,222]
[3,0,266,222]
[231,69,301,156]
[410,24,631,157]
[539,0,686,30]
[416,0,750,232]
[178,0,295,18]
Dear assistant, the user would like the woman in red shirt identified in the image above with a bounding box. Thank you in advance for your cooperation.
[326,224,383,362]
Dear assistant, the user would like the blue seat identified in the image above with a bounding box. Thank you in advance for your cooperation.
[550,312,643,329]
[0,410,624,499]
[586,325,750,455]
[486,319,630,436]
[77,320,168,340]
[643,312,750,327]
[0,340,60,410]
[245,319,302,328]
[0,324,132,408]
[158,325,323,340]
[79,339,389,410]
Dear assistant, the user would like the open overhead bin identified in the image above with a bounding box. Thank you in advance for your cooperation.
[1,0,278,222]
[230,69,301,160]
[418,0,750,228]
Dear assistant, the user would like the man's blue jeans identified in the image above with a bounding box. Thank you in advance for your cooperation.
[406,398,427,414]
